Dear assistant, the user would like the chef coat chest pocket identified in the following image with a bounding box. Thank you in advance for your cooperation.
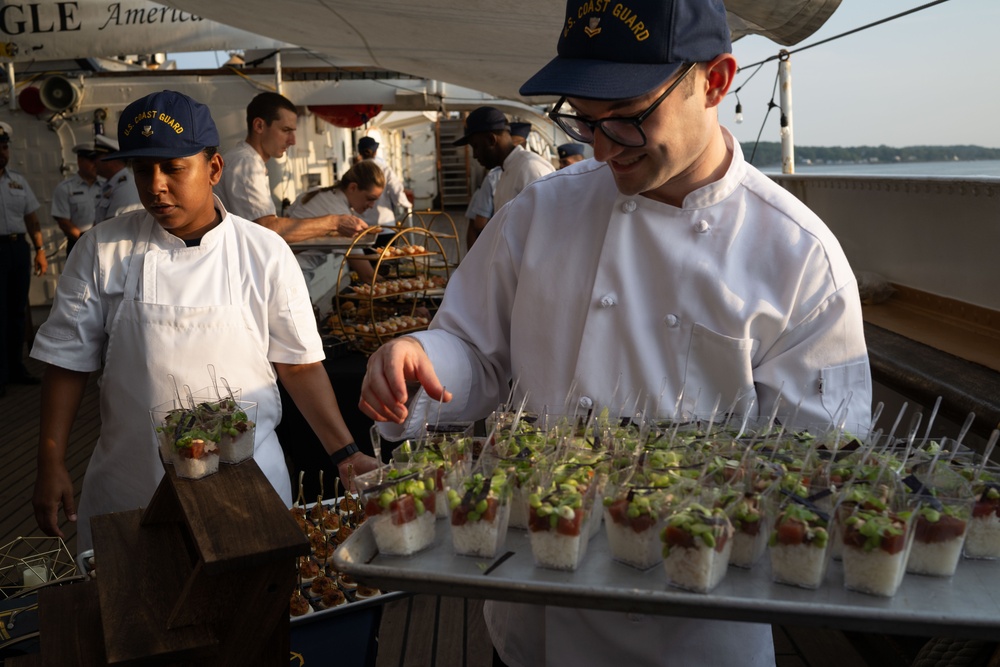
[683,323,758,415]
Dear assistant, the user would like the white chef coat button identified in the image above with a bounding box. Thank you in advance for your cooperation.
[627,613,645,623]
[578,396,594,409]
[695,219,710,233]
[621,200,637,213]
[664,314,679,327]
[599,294,617,308]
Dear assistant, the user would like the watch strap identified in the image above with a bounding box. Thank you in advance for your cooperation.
[329,442,360,466]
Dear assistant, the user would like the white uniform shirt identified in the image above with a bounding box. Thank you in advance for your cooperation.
[381,131,870,667]
[464,167,502,221]
[0,169,40,233]
[361,155,411,227]
[288,187,349,219]
[216,140,276,221]
[96,167,142,223]
[31,198,322,373]
[492,145,555,212]
[287,187,355,304]
[51,173,103,234]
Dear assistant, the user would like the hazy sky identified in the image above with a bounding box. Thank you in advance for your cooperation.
[172,0,997,149]
[729,0,999,148]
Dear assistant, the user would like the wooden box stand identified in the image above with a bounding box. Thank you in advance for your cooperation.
[19,460,309,666]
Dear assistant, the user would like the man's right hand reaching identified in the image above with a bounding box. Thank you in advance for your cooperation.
[333,214,368,238]
[359,337,452,423]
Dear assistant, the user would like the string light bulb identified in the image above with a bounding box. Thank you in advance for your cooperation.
[734,94,744,124]
[779,113,790,139]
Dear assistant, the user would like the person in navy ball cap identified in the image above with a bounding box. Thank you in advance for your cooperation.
[556,142,585,168]
[454,107,553,248]
[361,2,870,665]
[32,89,375,555]
[358,136,379,153]
[508,121,531,146]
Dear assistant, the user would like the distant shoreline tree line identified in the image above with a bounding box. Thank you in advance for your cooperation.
[744,143,1000,168]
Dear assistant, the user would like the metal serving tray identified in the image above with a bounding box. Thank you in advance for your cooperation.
[290,236,376,250]
[334,522,1000,639]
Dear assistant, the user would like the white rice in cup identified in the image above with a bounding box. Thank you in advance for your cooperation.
[529,529,587,571]
[451,503,511,558]
[663,539,732,593]
[963,513,1000,559]
[604,509,663,570]
[174,446,220,480]
[370,510,436,556]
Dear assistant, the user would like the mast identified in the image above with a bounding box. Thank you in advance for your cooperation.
[778,50,794,174]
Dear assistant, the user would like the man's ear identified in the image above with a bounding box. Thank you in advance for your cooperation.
[704,54,737,109]
[251,117,267,135]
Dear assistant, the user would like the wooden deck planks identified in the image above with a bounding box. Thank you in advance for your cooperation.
[0,357,99,556]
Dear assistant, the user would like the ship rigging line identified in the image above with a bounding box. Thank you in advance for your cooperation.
[736,0,954,72]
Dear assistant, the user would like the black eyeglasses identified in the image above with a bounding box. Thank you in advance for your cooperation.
[548,63,697,148]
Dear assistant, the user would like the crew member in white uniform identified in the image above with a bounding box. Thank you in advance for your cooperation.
[215,91,367,244]
[93,135,142,222]
[360,1,871,665]
[31,90,378,554]
[456,107,554,249]
[287,160,384,302]
[51,142,104,255]
[356,136,411,229]
[0,121,47,396]
[556,143,586,169]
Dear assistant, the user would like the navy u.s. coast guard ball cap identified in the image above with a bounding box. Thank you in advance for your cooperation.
[520,0,731,100]
[452,106,510,146]
[558,143,586,158]
[107,90,220,160]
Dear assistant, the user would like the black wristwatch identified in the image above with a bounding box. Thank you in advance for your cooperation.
[329,442,360,466]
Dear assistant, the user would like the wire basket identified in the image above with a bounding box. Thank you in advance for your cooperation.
[0,536,77,599]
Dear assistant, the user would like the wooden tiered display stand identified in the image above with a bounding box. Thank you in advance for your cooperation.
[330,225,451,354]
[8,461,309,667]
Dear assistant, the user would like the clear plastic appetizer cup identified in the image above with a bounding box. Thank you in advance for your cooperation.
[149,398,221,479]
[840,501,914,597]
[357,463,438,556]
[150,398,187,466]
[769,500,832,589]
[906,481,973,577]
[902,464,974,577]
[216,400,257,464]
[602,471,689,571]
[526,465,603,571]
[392,439,471,519]
[963,466,1000,559]
[727,488,778,569]
[447,462,513,558]
[660,501,734,593]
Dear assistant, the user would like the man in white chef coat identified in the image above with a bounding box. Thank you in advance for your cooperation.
[360,0,871,665]
[215,91,367,243]
[31,90,377,554]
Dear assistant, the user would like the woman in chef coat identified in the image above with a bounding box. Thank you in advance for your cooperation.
[30,90,377,553]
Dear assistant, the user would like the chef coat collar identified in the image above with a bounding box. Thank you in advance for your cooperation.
[147,194,231,249]
[678,127,747,210]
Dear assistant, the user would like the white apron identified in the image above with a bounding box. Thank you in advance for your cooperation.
[76,217,291,553]
[486,603,776,666]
